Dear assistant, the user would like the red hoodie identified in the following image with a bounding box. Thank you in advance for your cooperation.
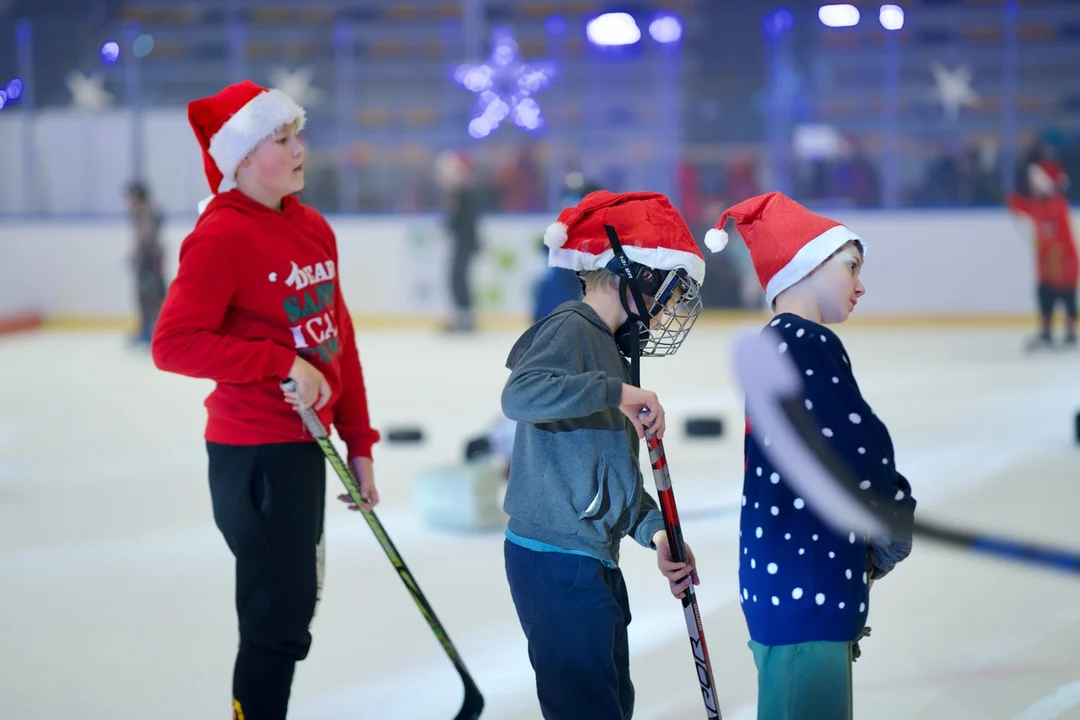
[151,190,380,461]
[1006,191,1079,290]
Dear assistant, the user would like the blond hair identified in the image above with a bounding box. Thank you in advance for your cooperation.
[582,268,620,295]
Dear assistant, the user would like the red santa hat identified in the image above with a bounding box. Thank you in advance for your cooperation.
[706,191,864,308]
[1028,159,1070,195]
[187,80,307,212]
[543,190,715,285]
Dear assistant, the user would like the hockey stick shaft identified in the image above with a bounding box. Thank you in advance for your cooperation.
[644,428,722,720]
[734,330,1080,579]
[774,387,1080,574]
[281,381,484,720]
[676,501,1080,573]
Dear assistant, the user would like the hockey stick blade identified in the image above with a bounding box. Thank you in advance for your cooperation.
[644,424,722,719]
[282,380,485,720]
[732,329,1080,578]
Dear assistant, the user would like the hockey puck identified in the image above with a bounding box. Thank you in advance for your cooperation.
[464,435,492,462]
[386,427,424,444]
[685,416,724,439]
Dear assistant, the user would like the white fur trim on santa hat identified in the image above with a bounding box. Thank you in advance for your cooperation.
[208,88,307,195]
[543,222,569,249]
[764,224,864,308]
[704,227,729,253]
[548,245,707,285]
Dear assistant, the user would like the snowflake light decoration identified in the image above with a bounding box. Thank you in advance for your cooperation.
[454,26,555,139]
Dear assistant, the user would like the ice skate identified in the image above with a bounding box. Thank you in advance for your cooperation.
[1024,333,1055,352]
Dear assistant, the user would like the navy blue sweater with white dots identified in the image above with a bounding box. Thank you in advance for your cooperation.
[738,313,916,647]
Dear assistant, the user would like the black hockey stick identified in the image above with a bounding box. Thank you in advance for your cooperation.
[643,424,722,719]
[732,328,1080,576]
[281,380,485,720]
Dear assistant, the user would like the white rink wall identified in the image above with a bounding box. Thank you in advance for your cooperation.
[0,105,1071,323]
[0,208,1065,322]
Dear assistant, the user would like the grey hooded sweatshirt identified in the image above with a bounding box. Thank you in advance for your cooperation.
[500,301,666,567]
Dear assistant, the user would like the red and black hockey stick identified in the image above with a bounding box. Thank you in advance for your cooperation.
[643,421,722,719]
[282,380,485,720]
[602,221,722,718]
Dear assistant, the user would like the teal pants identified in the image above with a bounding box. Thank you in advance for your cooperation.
[749,640,853,720]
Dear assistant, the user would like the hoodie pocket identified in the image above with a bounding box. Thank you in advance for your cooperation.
[527,456,610,537]
[578,457,609,520]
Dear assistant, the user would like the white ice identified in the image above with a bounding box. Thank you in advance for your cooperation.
[1,322,1079,719]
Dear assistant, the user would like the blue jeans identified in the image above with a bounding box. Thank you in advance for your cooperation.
[504,539,634,720]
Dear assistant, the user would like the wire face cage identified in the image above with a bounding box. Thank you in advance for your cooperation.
[641,267,703,357]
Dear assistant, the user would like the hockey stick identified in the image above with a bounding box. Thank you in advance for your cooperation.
[732,328,1080,576]
[643,423,722,719]
[281,380,485,720]
[602,222,722,716]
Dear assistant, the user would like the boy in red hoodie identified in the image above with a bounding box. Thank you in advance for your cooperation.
[151,81,381,720]
[1007,160,1078,350]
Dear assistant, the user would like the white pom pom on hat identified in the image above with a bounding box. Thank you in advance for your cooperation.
[544,221,569,249]
[703,227,729,253]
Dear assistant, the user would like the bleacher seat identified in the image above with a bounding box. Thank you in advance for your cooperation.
[404,107,439,127]
[356,107,391,127]
[384,4,420,21]
[250,6,292,24]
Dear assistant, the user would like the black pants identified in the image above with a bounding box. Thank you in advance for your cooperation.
[1037,283,1078,340]
[1037,283,1078,321]
[450,242,475,313]
[134,267,166,342]
[207,441,327,720]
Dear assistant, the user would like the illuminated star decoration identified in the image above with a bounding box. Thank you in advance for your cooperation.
[65,70,114,111]
[930,61,978,122]
[269,66,323,106]
[454,26,555,139]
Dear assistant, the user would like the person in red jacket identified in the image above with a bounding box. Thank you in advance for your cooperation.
[1007,160,1078,350]
[151,80,381,720]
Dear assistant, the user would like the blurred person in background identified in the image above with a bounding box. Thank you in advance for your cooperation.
[1007,160,1078,350]
[435,150,482,332]
[697,198,762,310]
[125,181,166,348]
[531,171,600,323]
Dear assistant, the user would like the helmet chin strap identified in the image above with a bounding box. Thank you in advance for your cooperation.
[603,224,651,387]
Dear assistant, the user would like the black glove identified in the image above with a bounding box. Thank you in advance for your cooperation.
[852,625,872,662]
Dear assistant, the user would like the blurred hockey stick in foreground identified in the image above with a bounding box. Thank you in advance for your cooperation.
[281,379,485,720]
[732,328,1080,576]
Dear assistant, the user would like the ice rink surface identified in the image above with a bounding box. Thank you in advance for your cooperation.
[2,320,1079,720]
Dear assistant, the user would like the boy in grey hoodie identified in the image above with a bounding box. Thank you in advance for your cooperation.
[501,190,722,719]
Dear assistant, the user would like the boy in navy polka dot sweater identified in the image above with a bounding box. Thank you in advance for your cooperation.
[707,192,916,719]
